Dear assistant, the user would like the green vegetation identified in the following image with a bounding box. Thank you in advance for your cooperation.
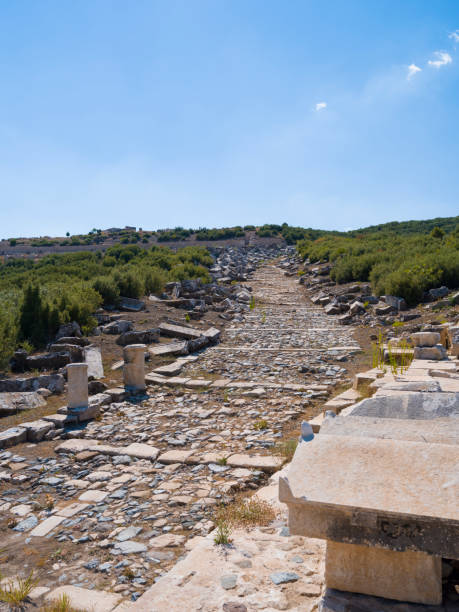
[297,220,459,306]
[272,438,298,461]
[213,519,232,545]
[0,245,212,369]
[256,223,329,244]
[157,227,192,242]
[0,570,38,607]
[195,226,245,240]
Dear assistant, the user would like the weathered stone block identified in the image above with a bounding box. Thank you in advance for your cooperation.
[325,540,442,605]
[411,332,441,347]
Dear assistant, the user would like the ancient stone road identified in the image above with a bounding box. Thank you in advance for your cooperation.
[0,258,361,609]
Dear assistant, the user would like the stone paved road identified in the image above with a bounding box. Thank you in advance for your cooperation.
[0,257,360,606]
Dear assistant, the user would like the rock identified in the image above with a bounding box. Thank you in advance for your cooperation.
[88,380,108,395]
[45,586,122,612]
[220,574,238,590]
[375,304,394,316]
[123,443,159,460]
[383,295,407,311]
[117,329,160,346]
[53,336,90,347]
[428,286,449,300]
[324,303,340,315]
[49,343,83,360]
[413,345,447,360]
[270,571,300,585]
[119,296,146,312]
[55,321,82,339]
[14,514,38,532]
[411,332,441,347]
[223,604,247,612]
[149,534,186,548]
[0,374,65,394]
[349,301,365,316]
[117,526,143,542]
[0,391,46,416]
[112,541,148,554]
[187,336,210,353]
[0,427,27,449]
[84,346,104,379]
[103,320,133,335]
[227,454,284,473]
[22,419,55,442]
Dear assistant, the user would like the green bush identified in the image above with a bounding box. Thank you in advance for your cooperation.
[93,277,120,306]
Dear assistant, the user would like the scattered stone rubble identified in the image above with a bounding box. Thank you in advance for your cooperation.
[0,253,363,611]
[1,248,457,611]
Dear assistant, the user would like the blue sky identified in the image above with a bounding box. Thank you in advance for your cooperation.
[1,0,459,237]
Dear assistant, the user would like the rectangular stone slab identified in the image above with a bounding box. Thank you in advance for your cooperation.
[349,392,459,420]
[279,435,459,558]
[158,322,202,340]
[321,415,459,446]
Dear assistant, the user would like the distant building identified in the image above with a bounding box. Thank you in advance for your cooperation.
[125,226,136,231]
[105,228,122,233]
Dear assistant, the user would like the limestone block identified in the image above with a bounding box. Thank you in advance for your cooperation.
[123,344,146,393]
[279,435,459,558]
[325,540,442,605]
[22,419,55,442]
[411,332,441,347]
[0,427,27,449]
[227,453,284,473]
[320,414,459,446]
[413,345,447,360]
[349,391,459,420]
[67,363,88,409]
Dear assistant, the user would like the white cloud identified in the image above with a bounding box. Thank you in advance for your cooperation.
[315,101,327,111]
[407,63,422,79]
[428,51,452,68]
[449,30,459,43]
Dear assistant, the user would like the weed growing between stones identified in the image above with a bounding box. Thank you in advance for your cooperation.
[372,331,386,373]
[215,497,276,530]
[253,419,268,430]
[249,296,255,310]
[387,339,413,376]
[217,457,227,466]
[213,519,232,545]
[0,570,38,607]
[41,593,87,612]
[272,438,298,461]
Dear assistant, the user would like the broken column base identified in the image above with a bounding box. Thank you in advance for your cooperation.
[325,540,442,606]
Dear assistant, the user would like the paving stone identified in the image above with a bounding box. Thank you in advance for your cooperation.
[270,571,300,584]
[79,490,108,503]
[45,586,123,612]
[30,515,66,537]
[227,453,284,473]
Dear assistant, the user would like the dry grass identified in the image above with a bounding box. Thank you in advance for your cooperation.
[271,438,298,462]
[0,570,38,608]
[215,497,276,530]
[40,593,87,612]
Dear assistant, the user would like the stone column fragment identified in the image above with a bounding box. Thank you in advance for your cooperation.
[123,344,146,393]
[67,363,88,409]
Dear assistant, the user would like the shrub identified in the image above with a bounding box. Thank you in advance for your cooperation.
[92,277,120,306]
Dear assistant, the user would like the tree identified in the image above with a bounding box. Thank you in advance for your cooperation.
[66,232,70,237]
[430,226,444,239]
